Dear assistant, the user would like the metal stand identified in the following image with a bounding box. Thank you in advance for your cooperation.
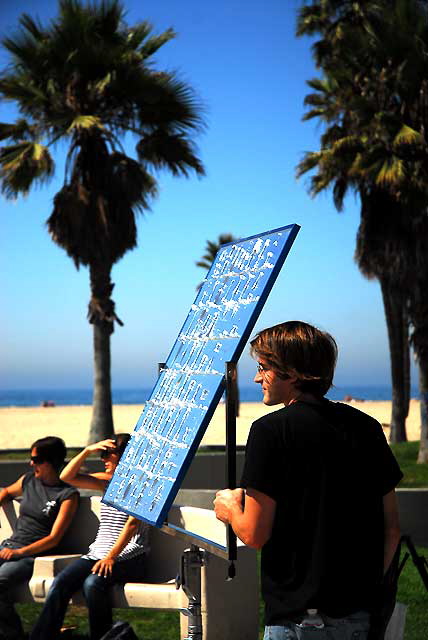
[399,535,428,591]
[225,361,237,579]
[170,361,238,640]
[177,544,205,640]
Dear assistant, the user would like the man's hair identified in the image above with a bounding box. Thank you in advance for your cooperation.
[31,436,67,472]
[250,321,338,396]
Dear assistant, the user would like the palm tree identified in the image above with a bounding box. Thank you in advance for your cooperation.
[0,0,205,443]
[297,71,412,443]
[196,233,237,273]
[297,0,428,454]
[196,233,241,416]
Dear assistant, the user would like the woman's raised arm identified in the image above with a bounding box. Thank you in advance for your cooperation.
[60,439,116,491]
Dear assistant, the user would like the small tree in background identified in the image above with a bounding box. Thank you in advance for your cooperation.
[0,0,205,442]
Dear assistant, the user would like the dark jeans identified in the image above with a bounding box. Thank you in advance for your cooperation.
[0,545,35,640]
[30,555,145,640]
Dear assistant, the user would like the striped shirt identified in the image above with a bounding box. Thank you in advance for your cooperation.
[83,502,149,562]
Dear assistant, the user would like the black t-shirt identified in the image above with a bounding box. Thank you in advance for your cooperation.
[240,399,403,624]
[2,472,78,550]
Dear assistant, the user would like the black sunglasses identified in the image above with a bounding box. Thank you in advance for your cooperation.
[30,455,45,464]
[100,447,118,460]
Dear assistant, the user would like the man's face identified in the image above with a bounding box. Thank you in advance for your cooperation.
[254,358,297,406]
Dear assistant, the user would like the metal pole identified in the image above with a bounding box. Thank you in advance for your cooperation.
[225,361,237,579]
[158,362,166,375]
[400,535,428,591]
[178,544,205,640]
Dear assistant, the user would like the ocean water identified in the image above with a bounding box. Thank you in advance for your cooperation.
[0,384,420,407]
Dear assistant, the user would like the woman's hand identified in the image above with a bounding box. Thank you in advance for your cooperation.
[85,439,116,455]
[0,547,22,561]
[60,441,115,490]
[92,556,115,577]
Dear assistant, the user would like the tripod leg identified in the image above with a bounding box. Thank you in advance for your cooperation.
[400,535,428,591]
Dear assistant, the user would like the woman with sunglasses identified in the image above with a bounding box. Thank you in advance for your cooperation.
[30,434,149,640]
[0,436,79,640]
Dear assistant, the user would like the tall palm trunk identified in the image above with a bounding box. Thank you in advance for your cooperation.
[407,277,428,463]
[380,278,409,443]
[412,289,428,463]
[417,361,428,463]
[87,262,117,443]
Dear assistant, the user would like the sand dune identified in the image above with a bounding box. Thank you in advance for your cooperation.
[0,399,421,450]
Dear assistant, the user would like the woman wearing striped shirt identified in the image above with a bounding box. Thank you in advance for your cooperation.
[30,434,149,640]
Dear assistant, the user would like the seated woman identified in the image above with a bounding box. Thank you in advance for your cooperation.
[30,434,149,640]
[0,436,79,640]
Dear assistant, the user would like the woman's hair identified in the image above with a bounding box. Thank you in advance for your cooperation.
[31,436,67,472]
[250,320,338,396]
[114,433,131,460]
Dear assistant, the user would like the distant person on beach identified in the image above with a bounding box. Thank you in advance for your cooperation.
[0,436,78,640]
[30,434,150,640]
[214,321,403,640]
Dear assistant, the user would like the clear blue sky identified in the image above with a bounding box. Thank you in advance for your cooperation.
[0,0,416,391]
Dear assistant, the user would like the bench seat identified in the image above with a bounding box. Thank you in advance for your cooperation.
[1,494,259,640]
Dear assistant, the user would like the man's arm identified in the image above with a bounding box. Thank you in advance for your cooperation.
[383,489,401,574]
[214,487,276,549]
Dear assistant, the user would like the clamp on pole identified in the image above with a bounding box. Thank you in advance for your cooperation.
[176,544,205,640]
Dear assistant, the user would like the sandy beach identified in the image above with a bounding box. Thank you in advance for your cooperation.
[0,399,421,450]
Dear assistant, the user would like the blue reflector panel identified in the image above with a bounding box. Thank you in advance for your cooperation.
[103,224,300,526]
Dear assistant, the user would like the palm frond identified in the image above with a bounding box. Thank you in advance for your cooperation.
[137,131,205,177]
[376,157,406,188]
[67,115,104,133]
[296,151,322,178]
[126,22,153,50]
[196,234,237,271]
[0,119,37,142]
[296,5,324,38]
[138,27,176,58]
[0,141,54,197]
[393,124,423,146]
[332,176,349,211]
[196,260,212,270]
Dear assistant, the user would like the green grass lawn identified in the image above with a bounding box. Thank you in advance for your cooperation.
[396,545,428,640]
[391,441,428,488]
[16,604,180,639]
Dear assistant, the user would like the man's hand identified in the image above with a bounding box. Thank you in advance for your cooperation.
[91,556,115,577]
[0,547,21,561]
[214,488,244,524]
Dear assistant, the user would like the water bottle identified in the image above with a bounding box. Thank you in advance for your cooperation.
[298,608,325,629]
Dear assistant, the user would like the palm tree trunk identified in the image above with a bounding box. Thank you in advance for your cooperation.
[87,263,116,443]
[417,360,428,463]
[408,281,428,463]
[380,278,409,443]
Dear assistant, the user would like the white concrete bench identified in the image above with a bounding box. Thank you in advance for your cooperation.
[1,495,259,640]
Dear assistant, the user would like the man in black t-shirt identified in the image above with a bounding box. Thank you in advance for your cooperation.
[214,321,402,640]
